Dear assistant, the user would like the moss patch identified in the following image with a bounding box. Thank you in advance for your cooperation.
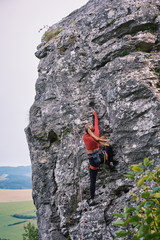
[44,27,62,42]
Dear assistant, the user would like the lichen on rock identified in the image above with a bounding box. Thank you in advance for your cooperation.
[25,0,160,239]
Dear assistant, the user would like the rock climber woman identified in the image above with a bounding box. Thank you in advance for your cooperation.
[83,110,115,206]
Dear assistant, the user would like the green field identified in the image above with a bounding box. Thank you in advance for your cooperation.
[0,201,37,240]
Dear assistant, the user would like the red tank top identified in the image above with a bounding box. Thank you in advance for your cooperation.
[83,112,99,151]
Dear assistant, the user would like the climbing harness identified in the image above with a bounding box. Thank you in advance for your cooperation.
[89,164,99,170]
[88,150,108,170]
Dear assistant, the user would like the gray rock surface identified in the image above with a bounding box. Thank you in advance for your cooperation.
[25,0,160,239]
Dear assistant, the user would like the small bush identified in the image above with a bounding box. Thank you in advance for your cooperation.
[156,71,160,77]
[59,46,67,54]
[120,50,129,57]
[44,27,62,42]
[22,222,39,240]
[113,158,160,240]
[69,35,76,45]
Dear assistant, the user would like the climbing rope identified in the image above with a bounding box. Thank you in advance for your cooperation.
[73,126,83,202]
[73,126,85,240]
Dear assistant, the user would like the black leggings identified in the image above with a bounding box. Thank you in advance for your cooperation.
[105,145,113,164]
[90,168,98,200]
[89,145,113,200]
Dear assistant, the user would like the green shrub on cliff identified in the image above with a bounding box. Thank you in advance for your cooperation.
[44,27,62,42]
[113,158,160,240]
[22,222,39,240]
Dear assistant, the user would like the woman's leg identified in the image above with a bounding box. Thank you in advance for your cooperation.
[101,145,114,168]
[89,168,98,200]
[106,145,113,163]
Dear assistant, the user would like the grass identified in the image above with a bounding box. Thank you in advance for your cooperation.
[156,71,160,77]
[0,201,36,240]
[44,27,62,42]
[119,50,129,57]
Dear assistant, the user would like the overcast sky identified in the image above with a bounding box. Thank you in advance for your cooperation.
[0,0,88,166]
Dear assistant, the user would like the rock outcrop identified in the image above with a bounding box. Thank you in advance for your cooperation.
[25,0,160,239]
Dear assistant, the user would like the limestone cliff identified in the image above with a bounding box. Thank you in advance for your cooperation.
[25,0,160,239]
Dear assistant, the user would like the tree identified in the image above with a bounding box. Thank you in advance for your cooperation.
[113,158,160,240]
[22,222,39,240]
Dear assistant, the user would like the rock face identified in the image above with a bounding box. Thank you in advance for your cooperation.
[25,0,160,239]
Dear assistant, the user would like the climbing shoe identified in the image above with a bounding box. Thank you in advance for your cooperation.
[88,199,96,206]
[109,164,115,171]
[109,164,115,169]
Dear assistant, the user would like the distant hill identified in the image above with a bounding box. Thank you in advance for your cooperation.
[0,166,32,189]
